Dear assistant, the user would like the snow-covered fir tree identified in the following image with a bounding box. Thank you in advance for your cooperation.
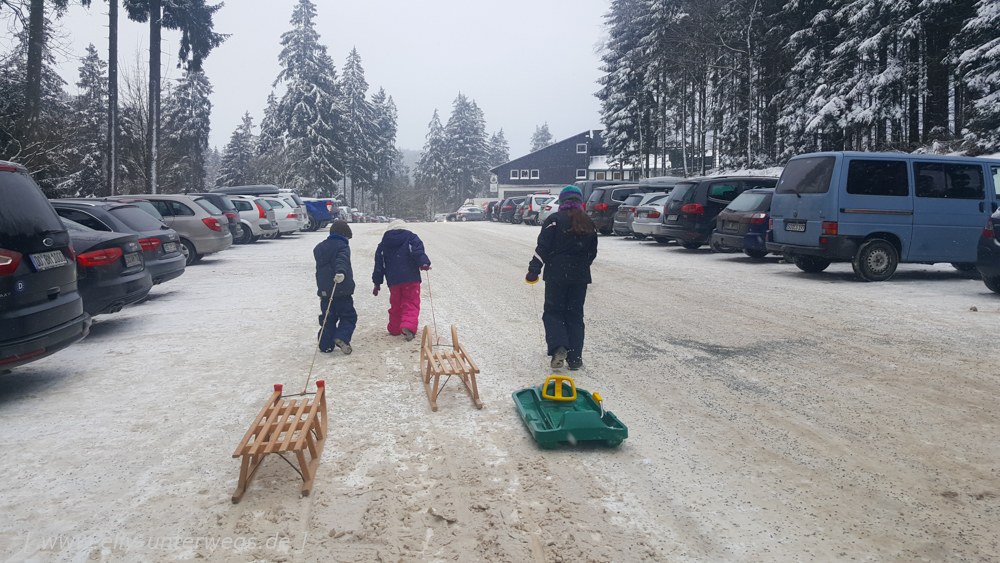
[529,123,554,152]
[370,87,400,210]
[414,109,448,199]
[442,93,489,207]
[160,69,212,192]
[62,43,107,197]
[340,47,376,207]
[273,0,342,197]
[216,112,255,187]
[488,129,510,167]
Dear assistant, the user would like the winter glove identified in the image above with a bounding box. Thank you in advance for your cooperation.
[525,271,539,284]
[373,284,380,296]
[334,273,345,284]
[420,264,431,271]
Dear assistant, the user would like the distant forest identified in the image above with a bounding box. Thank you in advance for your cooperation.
[598,0,1000,176]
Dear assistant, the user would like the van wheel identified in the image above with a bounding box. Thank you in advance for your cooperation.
[744,249,768,259]
[853,239,898,281]
[983,276,1000,293]
[794,256,831,273]
[951,262,977,271]
[681,241,702,250]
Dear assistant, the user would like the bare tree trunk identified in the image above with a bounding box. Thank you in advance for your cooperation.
[107,0,117,196]
[24,0,45,124]
[681,79,689,177]
[147,0,161,193]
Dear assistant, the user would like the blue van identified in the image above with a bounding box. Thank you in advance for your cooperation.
[766,152,1000,281]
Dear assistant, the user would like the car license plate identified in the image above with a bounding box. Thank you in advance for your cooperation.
[725,221,740,231]
[785,222,806,232]
[30,250,67,271]
[163,242,178,253]
[667,214,678,221]
[124,252,142,268]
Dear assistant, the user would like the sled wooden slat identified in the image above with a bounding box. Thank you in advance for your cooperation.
[420,325,483,412]
[231,383,328,503]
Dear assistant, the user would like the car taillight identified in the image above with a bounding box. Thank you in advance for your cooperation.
[224,212,236,220]
[326,202,333,212]
[984,217,996,239]
[0,249,22,276]
[594,203,609,211]
[77,248,123,267]
[629,207,636,212]
[648,211,661,219]
[256,204,266,219]
[545,205,552,211]
[203,217,222,232]
[503,205,512,209]
[138,238,162,251]
[287,212,298,219]
[822,221,838,235]
[750,213,767,224]
[681,203,704,214]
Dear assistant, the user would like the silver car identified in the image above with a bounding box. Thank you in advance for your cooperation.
[262,196,302,236]
[615,192,670,237]
[632,194,675,242]
[111,194,232,264]
[229,195,278,244]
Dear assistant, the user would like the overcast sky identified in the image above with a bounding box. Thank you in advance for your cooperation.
[51,0,610,160]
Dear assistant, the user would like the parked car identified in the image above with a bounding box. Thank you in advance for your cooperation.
[110,194,232,265]
[977,208,1000,292]
[710,188,775,258]
[613,192,669,237]
[261,196,302,235]
[453,206,485,221]
[0,161,91,370]
[658,176,778,249]
[433,213,449,222]
[49,199,186,285]
[301,198,335,231]
[188,192,242,240]
[522,194,555,225]
[573,180,633,204]
[60,218,152,315]
[538,198,561,224]
[585,184,642,234]
[766,152,1000,281]
[275,191,309,231]
[485,201,501,221]
[228,195,275,244]
[499,197,525,222]
[632,196,671,241]
[512,199,528,224]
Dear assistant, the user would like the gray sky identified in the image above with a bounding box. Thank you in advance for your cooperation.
[52,0,609,160]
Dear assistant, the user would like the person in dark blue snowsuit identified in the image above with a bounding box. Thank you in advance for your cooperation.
[314,220,357,354]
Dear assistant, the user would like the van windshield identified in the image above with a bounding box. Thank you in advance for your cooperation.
[777,156,835,194]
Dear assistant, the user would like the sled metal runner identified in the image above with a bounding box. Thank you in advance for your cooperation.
[231,381,328,503]
[512,376,628,449]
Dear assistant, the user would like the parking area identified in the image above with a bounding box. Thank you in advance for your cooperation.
[2,222,999,562]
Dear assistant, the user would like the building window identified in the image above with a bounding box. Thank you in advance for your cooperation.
[576,143,587,153]
[521,170,529,179]
[612,171,622,180]
[623,171,632,180]
[510,170,519,179]
[530,170,539,179]
[596,172,606,180]
[576,169,586,179]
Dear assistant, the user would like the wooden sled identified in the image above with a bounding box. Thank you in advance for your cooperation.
[231,381,328,503]
[420,325,483,412]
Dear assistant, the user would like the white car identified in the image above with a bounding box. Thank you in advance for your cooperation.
[261,197,301,236]
[230,195,278,243]
[271,193,308,231]
[523,194,555,225]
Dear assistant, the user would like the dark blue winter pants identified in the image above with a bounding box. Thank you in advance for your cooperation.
[542,282,588,361]
[318,296,357,348]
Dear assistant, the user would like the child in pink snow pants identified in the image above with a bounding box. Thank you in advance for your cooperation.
[372,220,431,341]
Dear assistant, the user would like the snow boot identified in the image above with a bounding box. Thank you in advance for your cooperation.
[334,339,352,355]
[567,357,583,370]
[550,346,567,369]
[402,328,415,342]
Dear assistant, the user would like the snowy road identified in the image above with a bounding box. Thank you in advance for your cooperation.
[2,222,999,562]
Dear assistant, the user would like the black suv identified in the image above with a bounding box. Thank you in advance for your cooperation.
[585,184,642,235]
[658,176,778,249]
[0,162,91,370]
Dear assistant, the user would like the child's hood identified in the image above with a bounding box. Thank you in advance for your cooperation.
[381,229,412,248]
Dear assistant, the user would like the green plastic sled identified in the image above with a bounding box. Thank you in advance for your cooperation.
[512,376,628,449]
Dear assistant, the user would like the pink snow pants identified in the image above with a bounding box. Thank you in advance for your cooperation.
[387,281,421,335]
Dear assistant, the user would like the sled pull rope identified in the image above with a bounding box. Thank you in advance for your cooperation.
[425,269,440,346]
[304,280,337,394]
[530,283,547,373]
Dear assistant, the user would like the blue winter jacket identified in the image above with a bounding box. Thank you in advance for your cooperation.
[372,229,431,287]
[314,233,354,298]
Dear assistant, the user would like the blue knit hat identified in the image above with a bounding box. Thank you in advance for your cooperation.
[556,185,583,203]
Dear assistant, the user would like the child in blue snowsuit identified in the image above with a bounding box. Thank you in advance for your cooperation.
[314,220,357,354]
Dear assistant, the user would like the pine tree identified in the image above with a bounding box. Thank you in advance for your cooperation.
[442,93,489,207]
[257,92,283,156]
[273,0,342,197]
[488,129,510,167]
[340,47,376,207]
[959,0,1000,152]
[414,109,448,205]
[370,87,399,211]
[62,43,107,196]
[529,122,554,152]
[216,112,255,187]
[160,69,212,192]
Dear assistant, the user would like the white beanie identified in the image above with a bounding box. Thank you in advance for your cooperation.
[386,219,407,231]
